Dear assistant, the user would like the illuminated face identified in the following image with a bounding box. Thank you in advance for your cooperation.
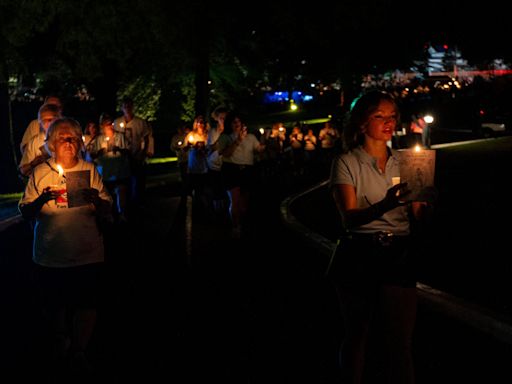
[101,120,114,135]
[363,100,397,142]
[55,127,81,161]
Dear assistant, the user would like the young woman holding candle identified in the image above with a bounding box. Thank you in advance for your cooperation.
[18,117,112,375]
[328,90,436,384]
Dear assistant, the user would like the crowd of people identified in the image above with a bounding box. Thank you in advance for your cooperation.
[170,112,343,235]
[16,90,436,383]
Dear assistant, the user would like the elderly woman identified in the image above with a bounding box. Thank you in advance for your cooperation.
[18,117,112,374]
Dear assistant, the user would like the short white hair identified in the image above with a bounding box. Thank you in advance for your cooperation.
[45,117,84,157]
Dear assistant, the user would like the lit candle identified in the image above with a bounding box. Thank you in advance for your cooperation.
[188,135,195,145]
[178,141,183,146]
[414,144,421,152]
[259,128,264,135]
[53,164,65,203]
[56,164,64,179]
[120,122,125,129]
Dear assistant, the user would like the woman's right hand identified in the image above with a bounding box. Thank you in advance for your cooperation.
[381,182,410,211]
[41,186,63,203]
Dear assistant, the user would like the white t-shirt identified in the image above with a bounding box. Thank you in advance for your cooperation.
[19,132,49,173]
[329,146,410,235]
[219,133,261,166]
[20,119,41,155]
[19,158,112,267]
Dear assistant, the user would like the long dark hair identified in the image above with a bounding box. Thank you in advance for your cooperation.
[342,90,400,152]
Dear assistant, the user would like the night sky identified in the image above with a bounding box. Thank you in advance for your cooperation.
[242,0,512,70]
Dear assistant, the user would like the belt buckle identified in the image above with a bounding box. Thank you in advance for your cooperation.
[375,231,393,247]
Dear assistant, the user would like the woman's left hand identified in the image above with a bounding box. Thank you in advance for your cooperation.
[82,188,101,206]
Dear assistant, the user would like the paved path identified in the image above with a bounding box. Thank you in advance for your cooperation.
[2,158,512,383]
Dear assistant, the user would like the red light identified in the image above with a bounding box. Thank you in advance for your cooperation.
[479,109,485,116]
[443,44,448,50]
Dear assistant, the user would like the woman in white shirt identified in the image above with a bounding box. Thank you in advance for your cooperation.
[19,117,112,372]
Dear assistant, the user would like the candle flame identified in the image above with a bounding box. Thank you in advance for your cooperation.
[414,144,421,152]
[56,164,64,178]
[106,136,110,141]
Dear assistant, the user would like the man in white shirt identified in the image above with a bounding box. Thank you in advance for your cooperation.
[18,103,62,178]
[19,95,63,155]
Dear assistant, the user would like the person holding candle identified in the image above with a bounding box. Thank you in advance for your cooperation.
[18,117,112,375]
[328,90,436,384]
[184,115,210,216]
[113,96,153,211]
[170,123,191,198]
[89,113,131,222]
[218,111,266,238]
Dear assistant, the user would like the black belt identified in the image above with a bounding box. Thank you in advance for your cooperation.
[344,231,409,247]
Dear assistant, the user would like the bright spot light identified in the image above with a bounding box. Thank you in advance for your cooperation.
[424,114,434,124]
[290,104,298,111]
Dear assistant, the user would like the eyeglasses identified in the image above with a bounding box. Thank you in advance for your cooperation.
[57,137,81,145]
